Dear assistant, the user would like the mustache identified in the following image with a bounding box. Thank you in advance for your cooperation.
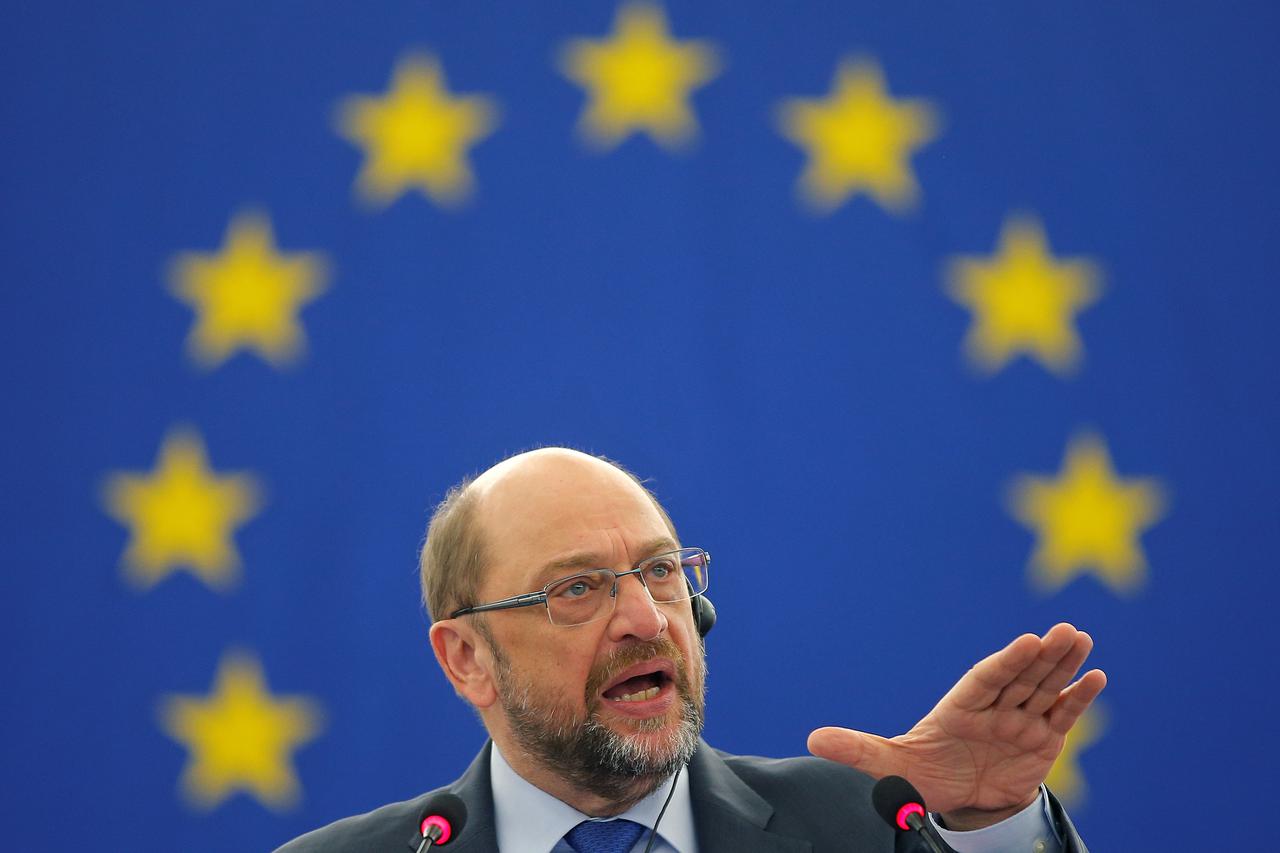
[584,636,690,707]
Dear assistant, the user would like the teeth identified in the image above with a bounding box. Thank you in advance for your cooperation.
[615,685,661,702]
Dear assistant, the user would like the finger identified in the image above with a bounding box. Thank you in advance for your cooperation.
[993,624,1081,709]
[945,632,1043,712]
[1048,669,1107,734]
[1020,631,1094,716]
[807,726,899,779]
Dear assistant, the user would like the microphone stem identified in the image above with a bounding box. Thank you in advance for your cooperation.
[904,812,950,853]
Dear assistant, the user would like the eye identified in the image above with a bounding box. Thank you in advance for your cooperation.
[647,560,675,580]
[550,573,605,600]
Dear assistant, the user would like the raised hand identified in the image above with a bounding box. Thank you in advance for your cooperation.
[808,623,1106,829]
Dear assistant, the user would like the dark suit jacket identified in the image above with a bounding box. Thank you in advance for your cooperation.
[275,740,1087,853]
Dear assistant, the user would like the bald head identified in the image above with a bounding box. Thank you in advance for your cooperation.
[469,448,634,507]
[419,448,678,621]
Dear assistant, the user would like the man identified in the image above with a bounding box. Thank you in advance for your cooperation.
[279,448,1104,852]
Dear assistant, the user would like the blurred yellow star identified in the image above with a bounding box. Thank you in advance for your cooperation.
[1009,433,1166,594]
[946,216,1100,375]
[559,1,720,150]
[1046,705,1105,807]
[777,58,938,213]
[159,652,322,811]
[102,428,262,591]
[336,54,498,206]
[169,212,327,369]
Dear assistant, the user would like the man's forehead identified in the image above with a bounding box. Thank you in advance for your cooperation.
[470,448,672,573]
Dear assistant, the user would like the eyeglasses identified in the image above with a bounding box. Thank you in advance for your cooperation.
[450,547,710,627]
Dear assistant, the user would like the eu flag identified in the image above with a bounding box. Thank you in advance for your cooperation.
[3,2,1277,849]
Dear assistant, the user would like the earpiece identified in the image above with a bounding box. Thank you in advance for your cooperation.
[691,594,716,637]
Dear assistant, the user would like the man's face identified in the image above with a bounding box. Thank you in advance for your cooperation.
[468,451,707,797]
[486,628,703,800]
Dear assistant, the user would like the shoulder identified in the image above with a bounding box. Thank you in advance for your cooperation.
[274,741,494,853]
[702,747,890,849]
[716,748,876,801]
[273,791,431,853]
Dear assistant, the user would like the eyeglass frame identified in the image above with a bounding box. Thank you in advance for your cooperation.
[448,547,711,626]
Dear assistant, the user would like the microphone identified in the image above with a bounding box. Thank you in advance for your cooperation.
[870,775,953,853]
[412,792,467,853]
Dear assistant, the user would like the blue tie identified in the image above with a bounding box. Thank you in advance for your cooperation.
[564,818,648,853]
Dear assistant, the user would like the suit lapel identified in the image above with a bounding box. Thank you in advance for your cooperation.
[687,742,811,853]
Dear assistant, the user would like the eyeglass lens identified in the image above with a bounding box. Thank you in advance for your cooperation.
[544,549,709,627]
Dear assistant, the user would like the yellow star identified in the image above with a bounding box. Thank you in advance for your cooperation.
[1009,433,1167,594]
[169,212,328,369]
[101,428,262,591]
[946,216,1101,376]
[559,1,720,150]
[159,651,322,811]
[1045,704,1105,808]
[777,58,939,213]
[336,54,499,207]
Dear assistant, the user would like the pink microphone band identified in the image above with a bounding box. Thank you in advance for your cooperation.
[895,802,925,831]
[421,815,453,844]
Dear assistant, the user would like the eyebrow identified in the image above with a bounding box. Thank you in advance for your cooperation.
[533,537,680,586]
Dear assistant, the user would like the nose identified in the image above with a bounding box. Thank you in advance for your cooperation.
[606,570,667,642]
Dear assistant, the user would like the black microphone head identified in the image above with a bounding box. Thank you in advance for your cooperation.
[871,775,927,831]
[415,792,468,846]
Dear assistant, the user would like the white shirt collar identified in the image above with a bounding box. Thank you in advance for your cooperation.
[489,742,697,853]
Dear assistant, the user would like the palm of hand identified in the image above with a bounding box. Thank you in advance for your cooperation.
[884,690,1069,814]
[809,624,1106,827]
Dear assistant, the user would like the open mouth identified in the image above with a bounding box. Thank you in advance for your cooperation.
[600,660,675,704]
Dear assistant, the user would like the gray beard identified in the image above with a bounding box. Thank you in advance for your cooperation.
[493,638,705,805]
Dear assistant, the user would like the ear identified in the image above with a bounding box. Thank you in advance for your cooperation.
[430,619,498,709]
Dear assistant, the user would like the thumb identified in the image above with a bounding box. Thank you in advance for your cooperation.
[807,726,899,778]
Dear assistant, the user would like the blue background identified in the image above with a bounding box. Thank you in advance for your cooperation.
[3,1,1278,849]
